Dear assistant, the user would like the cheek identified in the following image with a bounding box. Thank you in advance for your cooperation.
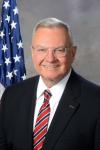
[60,56,73,70]
[32,54,39,70]
[32,53,43,69]
[32,53,39,64]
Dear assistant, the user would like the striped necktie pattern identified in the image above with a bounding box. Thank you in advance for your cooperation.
[33,90,52,150]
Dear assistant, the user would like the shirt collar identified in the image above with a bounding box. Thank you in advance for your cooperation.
[37,69,71,99]
[50,70,71,97]
[37,76,47,99]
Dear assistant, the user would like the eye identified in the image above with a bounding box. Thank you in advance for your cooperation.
[37,48,47,52]
[56,48,65,53]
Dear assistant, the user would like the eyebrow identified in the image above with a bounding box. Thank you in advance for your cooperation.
[32,45,67,49]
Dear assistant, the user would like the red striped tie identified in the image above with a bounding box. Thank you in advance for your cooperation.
[33,90,52,150]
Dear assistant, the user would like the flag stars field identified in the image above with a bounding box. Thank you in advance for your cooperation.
[0,30,5,39]
[17,40,23,49]
[3,1,10,9]
[2,44,8,53]
[5,58,11,66]
[6,71,13,80]
[0,0,26,88]
[21,73,26,80]
[11,21,17,29]
[14,54,21,62]
[5,15,10,23]
[13,7,18,15]
[13,69,18,76]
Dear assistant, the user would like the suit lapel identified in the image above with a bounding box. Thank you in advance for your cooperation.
[17,76,39,150]
[27,76,39,149]
[42,70,81,150]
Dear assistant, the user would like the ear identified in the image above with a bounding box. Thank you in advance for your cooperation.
[31,45,34,56]
[31,46,34,63]
[71,46,77,58]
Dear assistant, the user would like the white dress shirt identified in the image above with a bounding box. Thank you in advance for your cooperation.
[33,70,71,129]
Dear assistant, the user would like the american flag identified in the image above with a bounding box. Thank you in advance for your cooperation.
[0,0,26,91]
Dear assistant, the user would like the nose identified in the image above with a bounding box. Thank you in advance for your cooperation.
[45,49,56,62]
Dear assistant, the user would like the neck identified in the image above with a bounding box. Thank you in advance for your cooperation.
[41,76,66,88]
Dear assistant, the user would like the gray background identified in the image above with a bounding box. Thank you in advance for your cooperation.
[1,0,100,84]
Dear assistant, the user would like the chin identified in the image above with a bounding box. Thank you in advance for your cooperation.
[42,74,64,82]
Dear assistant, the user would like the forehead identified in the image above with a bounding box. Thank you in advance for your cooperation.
[32,27,71,46]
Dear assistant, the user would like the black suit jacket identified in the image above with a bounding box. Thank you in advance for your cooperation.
[0,70,100,150]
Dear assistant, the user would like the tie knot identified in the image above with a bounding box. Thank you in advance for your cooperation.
[44,89,52,101]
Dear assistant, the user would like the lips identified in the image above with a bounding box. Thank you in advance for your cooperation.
[42,64,59,70]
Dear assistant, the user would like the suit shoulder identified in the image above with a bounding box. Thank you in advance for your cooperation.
[0,76,39,105]
[75,73,100,101]
[73,71,100,88]
[79,74,100,90]
[5,75,39,92]
[71,70,100,96]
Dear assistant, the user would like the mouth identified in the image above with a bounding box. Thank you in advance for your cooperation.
[42,64,59,70]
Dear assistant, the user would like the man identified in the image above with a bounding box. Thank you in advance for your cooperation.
[0,18,100,150]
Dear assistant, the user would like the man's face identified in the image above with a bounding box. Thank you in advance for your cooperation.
[32,27,76,85]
